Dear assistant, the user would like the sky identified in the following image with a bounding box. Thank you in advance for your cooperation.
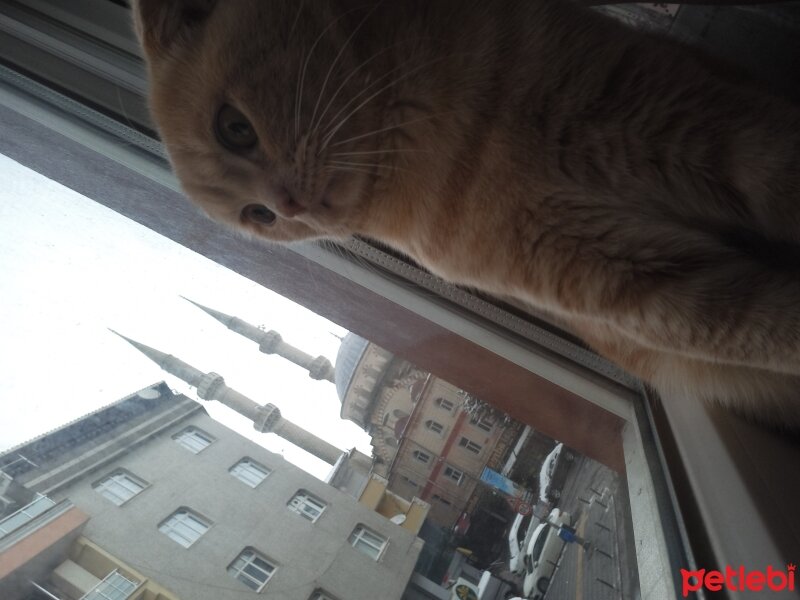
[0,153,372,480]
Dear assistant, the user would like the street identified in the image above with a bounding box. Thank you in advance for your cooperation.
[535,456,638,600]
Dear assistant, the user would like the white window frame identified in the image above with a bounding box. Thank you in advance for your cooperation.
[229,457,271,488]
[425,419,444,435]
[228,548,276,592]
[349,525,387,560]
[412,450,431,464]
[435,397,455,412]
[459,437,482,454]
[288,490,327,522]
[158,508,210,548]
[172,426,214,454]
[443,465,464,485]
[470,415,494,432]
[93,469,147,506]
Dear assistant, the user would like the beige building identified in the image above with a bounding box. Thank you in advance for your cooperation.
[335,334,521,528]
[0,383,426,600]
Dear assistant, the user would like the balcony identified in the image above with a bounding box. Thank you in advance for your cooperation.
[79,569,139,600]
[0,494,56,540]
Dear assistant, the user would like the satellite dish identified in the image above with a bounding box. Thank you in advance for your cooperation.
[390,514,407,525]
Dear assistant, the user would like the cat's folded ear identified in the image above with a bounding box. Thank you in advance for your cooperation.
[132,0,217,53]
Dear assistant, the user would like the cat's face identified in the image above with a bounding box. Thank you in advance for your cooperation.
[134,0,400,242]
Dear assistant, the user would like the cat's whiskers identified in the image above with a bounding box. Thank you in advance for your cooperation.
[328,112,453,148]
[328,159,411,176]
[322,164,379,179]
[319,56,450,151]
[295,7,363,144]
[308,3,382,138]
[310,36,429,148]
[331,148,433,157]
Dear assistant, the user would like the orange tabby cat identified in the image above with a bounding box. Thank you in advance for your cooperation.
[133,0,800,428]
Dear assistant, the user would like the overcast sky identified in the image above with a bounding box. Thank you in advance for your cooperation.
[0,153,372,480]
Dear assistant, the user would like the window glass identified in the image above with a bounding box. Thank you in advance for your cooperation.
[228,548,276,591]
[93,470,147,505]
[158,509,210,548]
[349,525,387,560]
[288,491,327,522]
[229,458,271,488]
[172,427,215,454]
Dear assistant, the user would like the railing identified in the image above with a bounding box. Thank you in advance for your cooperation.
[0,493,56,538]
[80,569,139,600]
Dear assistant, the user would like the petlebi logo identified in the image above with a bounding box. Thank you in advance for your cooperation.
[681,564,796,596]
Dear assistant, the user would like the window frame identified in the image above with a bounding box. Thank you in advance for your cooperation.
[287,490,327,523]
[158,508,211,548]
[227,547,276,592]
[349,525,388,561]
[172,426,215,454]
[9,14,798,591]
[458,437,482,454]
[442,465,464,485]
[434,397,455,412]
[424,419,445,435]
[412,450,431,464]
[229,457,271,488]
[92,469,148,506]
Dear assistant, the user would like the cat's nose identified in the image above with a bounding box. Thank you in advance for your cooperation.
[272,186,307,218]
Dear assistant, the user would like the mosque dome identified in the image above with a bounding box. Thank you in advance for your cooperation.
[334,333,395,429]
[334,333,371,403]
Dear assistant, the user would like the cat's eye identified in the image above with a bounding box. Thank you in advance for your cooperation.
[215,104,258,151]
[242,204,276,226]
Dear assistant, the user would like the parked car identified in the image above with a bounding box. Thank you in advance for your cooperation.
[508,512,536,573]
[522,509,571,599]
[538,443,574,505]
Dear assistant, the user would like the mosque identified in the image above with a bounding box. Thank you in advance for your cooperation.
[115,298,536,533]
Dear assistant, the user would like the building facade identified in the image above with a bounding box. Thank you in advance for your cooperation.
[0,383,425,600]
[334,334,522,528]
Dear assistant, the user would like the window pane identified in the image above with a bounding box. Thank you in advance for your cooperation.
[228,548,275,591]
[289,491,327,522]
[349,526,386,560]
[230,458,271,488]
[94,471,146,505]
[173,427,214,454]
[159,509,210,548]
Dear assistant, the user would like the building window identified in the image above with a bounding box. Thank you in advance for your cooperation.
[93,470,147,505]
[158,508,210,548]
[400,475,420,489]
[309,591,339,600]
[435,397,455,412]
[459,437,482,454]
[470,415,494,432]
[443,465,464,485]
[349,525,387,560]
[288,490,327,522]
[432,494,452,506]
[82,570,138,600]
[230,458,271,488]
[172,427,214,454]
[412,450,431,464]
[228,548,276,591]
[425,419,444,435]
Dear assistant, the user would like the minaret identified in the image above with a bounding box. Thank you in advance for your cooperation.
[110,331,343,465]
[182,297,335,383]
